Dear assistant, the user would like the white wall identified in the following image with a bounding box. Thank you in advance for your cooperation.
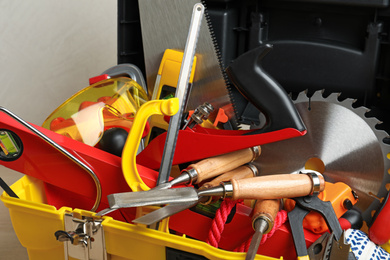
[0,1,117,125]
[0,2,117,259]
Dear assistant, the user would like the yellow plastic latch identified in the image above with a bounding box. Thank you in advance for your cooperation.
[121,98,179,192]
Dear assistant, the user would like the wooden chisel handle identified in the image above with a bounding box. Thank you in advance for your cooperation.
[230,173,325,200]
[245,199,281,260]
[252,199,280,233]
[200,164,258,204]
[202,164,258,189]
[186,146,261,183]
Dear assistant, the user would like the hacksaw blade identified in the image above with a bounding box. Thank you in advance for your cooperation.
[138,0,236,124]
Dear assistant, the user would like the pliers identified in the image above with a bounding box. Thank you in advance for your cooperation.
[288,193,356,260]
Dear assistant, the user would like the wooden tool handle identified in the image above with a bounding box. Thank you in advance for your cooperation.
[202,165,256,189]
[188,146,260,183]
[252,199,280,233]
[231,173,325,200]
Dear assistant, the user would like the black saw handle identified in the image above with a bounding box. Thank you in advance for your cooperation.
[226,44,306,134]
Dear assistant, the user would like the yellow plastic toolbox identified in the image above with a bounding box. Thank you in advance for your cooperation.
[1,175,280,260]
[0,72,284,260]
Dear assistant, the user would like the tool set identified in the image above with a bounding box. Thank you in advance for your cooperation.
[1,1,390,260]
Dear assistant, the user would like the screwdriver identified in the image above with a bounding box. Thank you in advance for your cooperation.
[246,199,280,260]
[154,146,260,190]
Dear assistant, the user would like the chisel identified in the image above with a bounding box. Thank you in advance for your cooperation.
[104,172,324,216]
[246,199,280,260]
[154,145,260,190]
[133,164,259,225]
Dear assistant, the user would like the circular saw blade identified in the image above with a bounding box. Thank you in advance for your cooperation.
[254,90,390,225]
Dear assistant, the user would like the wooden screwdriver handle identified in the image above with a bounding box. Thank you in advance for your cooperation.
[187,146,261,183]
[252,199,280,233]
[231,173,325,200]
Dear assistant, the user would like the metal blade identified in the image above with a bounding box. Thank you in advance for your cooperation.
[138,0,235,122]
[151,182,172,190]
[245,219,268,260]
[107,187,199,209]
[254,90,390,225]
[157,3,204,185]
[323,232,336,260]
[132,201,198,225]
[308,232,332,260]
[328,231,355,260]
[245,233,263,260]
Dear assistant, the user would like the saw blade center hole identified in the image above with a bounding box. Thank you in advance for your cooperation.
[304,157,325,174]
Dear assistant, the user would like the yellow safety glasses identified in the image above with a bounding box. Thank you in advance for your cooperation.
[42,77,148,146]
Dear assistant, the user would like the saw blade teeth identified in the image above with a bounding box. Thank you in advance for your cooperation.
[295,90,309,102]
[325,92,340,103]
[366,117,381,126]
[342,97,355,108]
[375,121,385,132]
[201,0,238,126]
[358,108,371,119]
[311,89,324,100]
[376,129,389,142]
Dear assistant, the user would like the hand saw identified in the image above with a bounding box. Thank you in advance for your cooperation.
[137,45,307,168]
[137,1,306,169]
[139,0,235,122]
[139,0,305,126]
